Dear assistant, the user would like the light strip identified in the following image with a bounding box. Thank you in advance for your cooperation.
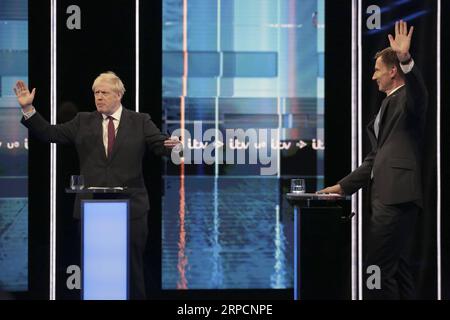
[350,0,360,300]
[357,0,363,301]
[294,206,298,299]
[215,0,221,176]
[277,98,281,178]
[212,0,221,286]
[180,0,187,143]
[273,205,285,288]
[49,0,57,301]
[212,175,221,285]
[436,0,441,301]
[176,0,188,288]
[277,0,281,178]
[135,0,139,112]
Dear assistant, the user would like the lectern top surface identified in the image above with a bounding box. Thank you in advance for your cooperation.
[286,192,348,200]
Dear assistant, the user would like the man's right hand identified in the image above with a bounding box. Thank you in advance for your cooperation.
[14,80,36,110]
[388,20,413,63]
[316,184,344,195]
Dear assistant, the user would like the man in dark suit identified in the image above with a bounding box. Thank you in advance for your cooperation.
[14,71,180,299]
[318,21,428,299]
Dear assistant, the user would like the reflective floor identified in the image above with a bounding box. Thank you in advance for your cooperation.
[0,198,28,291]
[162,176,294,289]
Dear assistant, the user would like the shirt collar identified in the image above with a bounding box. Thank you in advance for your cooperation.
[102,105,123,121]
[387,84,405,97]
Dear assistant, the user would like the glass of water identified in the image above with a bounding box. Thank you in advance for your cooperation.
[290,178,305,194]
[70,175,85,190]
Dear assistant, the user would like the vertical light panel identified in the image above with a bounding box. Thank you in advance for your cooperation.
[293,206,298,300]
[176,0,188,289]
[276,0,281,178]
[49,0,57,301]
[350,0,362,300]
[82,201,129,300]
[215,0,221,176]
[212,0,222,288]
[436,0,441,301]
[177,163,187,289]
[357,0,363,300]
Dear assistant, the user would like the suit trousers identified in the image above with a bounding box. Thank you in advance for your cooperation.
[364,179,419,300]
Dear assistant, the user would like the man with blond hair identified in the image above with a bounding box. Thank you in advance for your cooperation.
[14,71,179,299]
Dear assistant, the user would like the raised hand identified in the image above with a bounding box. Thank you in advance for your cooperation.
[388,20,414,62]
[13,80,36,109]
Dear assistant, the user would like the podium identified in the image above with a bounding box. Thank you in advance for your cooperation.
[286,192,352,300]
[66,187,131,300]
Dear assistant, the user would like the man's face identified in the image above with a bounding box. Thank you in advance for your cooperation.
[372,57,395,93]
[94,81,121,115]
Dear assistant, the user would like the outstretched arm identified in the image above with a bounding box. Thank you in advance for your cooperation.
[15,80,78,144]
[144,115,181,157]
[318,149,376,196]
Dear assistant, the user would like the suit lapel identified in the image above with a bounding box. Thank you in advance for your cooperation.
[366,94,391,149]
[378,95,391,129]
[377,86,404,147]
[366,117,377,148]
[108,108,130,162]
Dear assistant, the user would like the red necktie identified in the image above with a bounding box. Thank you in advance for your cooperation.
[107,116,115,157]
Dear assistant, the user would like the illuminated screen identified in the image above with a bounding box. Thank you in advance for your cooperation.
[162,0,324,289]
[82,201,129,300]
[0,0,28,291]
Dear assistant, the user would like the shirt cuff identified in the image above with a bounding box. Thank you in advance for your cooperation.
[400,58,414,74]
[22,106,36,119]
